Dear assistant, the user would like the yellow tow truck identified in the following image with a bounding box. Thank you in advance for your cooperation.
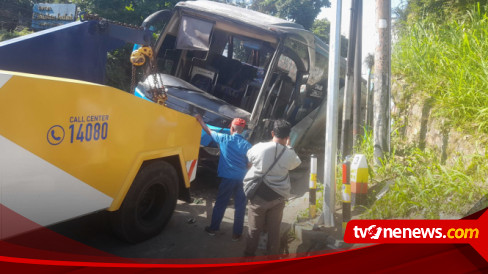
[0,15,200,243]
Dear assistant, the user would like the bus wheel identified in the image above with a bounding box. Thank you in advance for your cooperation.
[111,160,178,243]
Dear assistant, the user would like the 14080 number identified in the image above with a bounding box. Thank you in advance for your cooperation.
[69,123,108,143]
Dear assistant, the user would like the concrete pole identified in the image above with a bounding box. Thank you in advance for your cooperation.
[374,0,391,165]
[340,0,358,160]
[366,68,373,130]
[352,0,363,150]
[323,0,342,227]
[309,155,318,218]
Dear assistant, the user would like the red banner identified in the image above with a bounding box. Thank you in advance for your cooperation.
[0,208,487,272]
[344,210,488,261]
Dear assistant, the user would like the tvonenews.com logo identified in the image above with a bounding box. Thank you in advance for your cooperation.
[343,213,487,261]
[344,218,485,245]
[353,225,479,240]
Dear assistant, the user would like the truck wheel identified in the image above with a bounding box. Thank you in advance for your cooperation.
[111,161,178,243]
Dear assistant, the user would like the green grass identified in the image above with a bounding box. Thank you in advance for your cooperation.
[296,179,325,221]
[355,129,488,219]
[361,4,488,219]
[392,4,488,133]
[296,126,487,220]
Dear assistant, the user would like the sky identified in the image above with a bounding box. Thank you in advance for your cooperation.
[318,0,404,74]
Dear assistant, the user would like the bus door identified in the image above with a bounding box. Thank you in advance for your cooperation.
[250,36,311,143]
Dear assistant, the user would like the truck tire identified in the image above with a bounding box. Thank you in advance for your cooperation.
[111,161,178,243]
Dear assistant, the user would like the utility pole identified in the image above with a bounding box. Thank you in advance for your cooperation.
[374,0,391,165]
[340,0,358,159]
[352,0,363,150]
[323,0,342,227]
[366,67,374,130]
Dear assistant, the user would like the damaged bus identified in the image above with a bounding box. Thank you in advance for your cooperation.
[133,1,345,155]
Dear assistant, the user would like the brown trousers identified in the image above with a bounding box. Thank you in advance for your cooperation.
[244,195,286,256]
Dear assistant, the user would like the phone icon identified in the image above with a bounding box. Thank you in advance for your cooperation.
[47,125,65,145]
[51,130,61,141]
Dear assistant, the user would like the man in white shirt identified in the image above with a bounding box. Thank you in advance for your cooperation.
[243,120,301,257]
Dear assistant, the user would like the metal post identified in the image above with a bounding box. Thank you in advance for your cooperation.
[341,156,351,234]
[309,154,317,219]
[323,0,342,227]
[366,68,373,130]
[352,0,363,149]
[340,0,358,159]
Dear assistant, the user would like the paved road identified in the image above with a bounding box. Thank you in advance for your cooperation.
[47,166,312,262]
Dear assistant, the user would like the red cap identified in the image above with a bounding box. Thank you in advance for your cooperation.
[231,118,246,128]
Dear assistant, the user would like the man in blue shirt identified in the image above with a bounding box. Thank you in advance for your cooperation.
[195,114,252,241]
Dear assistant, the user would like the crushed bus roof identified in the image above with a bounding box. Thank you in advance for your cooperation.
[174,1,323,45]
[176,1,305,33]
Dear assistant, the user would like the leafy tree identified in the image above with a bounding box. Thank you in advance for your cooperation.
[212,0,248,8]
[250,0,278,15]
[310,18,330,42]
[0,0,33,31]
[248,1,348,56]
[310,18,348,57]
[72,0,179,25]
[250,0,330,30]
[364,53,374,71]
[397,0,488,26]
